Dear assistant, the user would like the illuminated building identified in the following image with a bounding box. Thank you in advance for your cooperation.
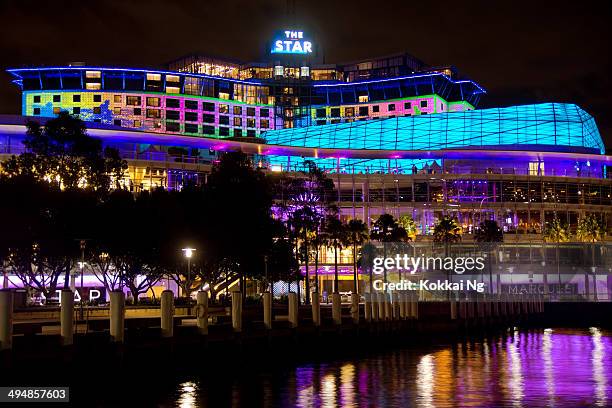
[1,29,611,296]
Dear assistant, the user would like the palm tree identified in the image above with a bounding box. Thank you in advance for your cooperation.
[346,219,369,295]
[543,217,569,294]
[433,216,462,249]
[576,214,604,300]
[322,216,349,293]
[474,219,503,294]
[433,216,462,298]
[370,214,408,287]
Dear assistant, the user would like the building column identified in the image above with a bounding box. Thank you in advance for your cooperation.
[0,290,13,351]
[160,290,174,338]
[196,290,209,335]
[110,290,125,343]
[60,289,74,346]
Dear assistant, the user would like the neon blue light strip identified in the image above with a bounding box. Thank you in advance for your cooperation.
[6,66,265,87]
[312,72,486,94]
[7,67,485,94]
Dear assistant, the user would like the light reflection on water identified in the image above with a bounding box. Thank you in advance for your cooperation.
[171,328,611,408]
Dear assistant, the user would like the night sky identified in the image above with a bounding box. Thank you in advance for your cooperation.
[0,0,610,149]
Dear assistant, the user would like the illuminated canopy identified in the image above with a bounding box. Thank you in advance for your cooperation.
[263,103,604,154]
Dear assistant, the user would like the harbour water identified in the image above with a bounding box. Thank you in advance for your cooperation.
[80,328,611,407]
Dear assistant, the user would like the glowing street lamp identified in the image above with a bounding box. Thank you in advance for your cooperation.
[182,247,196,298]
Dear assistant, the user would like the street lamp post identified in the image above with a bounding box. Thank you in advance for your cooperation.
[181,247,196,298]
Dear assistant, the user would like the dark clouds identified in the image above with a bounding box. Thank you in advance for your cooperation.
[0,0,610,148]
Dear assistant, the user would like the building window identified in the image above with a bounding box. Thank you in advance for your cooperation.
[300,66,310,78]
[260,108,269,116]
[146,109,161,118]
[53,95,61,103]
[134,120,141,127]
[260,119,269,128]
[247,118,256,128]
[219,104,229,114]
[114,95,122,103]
[219,127,230,136]
[202,102,215,112]
[113,119,121,126]
[93,107,101,114]
[358,95,369,103]
[146,73,161,81]
[404,102,411,109]
[53,107,61,114]
[127,96,141,106]
[33,107,40,115]
[85,71,101,79]
[133,108,141,116]
[202,114,215,123]
[166,98,180,108]
[33,95,41,103]
[388,104,395,112]
[246,107,255,117]
[113,107,121,115]
[359,106,368,116]
[166,86,180,94]
[185,100,198,110]
[219,115,229,125]
[330,108,340,117]
[93,94,102,103]
[218,92,230,100]
[233,129,242,137]
[274,65,284,76]
[73,107,80,115]
[233,117,242,127]
[185,111,198,122]
[73,95,81,103]
[345,107,355,117]
[372,105,379,113]
[166,122,180,132]
[316,108,327,118]
[247,129,256,137]
[420,100,427,108]
[86,83,101,90]
[233,106,242,115]
[185,123,199,133]
[166,74,180,82]
[166,110,180,120]
[202,125,215,135]
[146,97,161,107]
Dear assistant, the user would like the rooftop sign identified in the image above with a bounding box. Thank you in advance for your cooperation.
[270,30,313,55]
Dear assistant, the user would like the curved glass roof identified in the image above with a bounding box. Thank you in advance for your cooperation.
[263,103,604,154]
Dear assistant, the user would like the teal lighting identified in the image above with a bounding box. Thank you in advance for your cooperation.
[263,103,604,154]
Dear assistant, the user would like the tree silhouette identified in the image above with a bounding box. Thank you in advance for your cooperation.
[346,219,369,295]
[474,219,504,293]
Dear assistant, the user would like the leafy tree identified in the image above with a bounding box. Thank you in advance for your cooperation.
[204,152,276,299]
[576,214,604,243]
[0,177,96,302]
[398,215,418,241]
[543,218,570,243]
[346,219,369,294]
[1,112,127,192]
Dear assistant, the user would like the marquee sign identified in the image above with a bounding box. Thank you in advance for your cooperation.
[270,30,313,55]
